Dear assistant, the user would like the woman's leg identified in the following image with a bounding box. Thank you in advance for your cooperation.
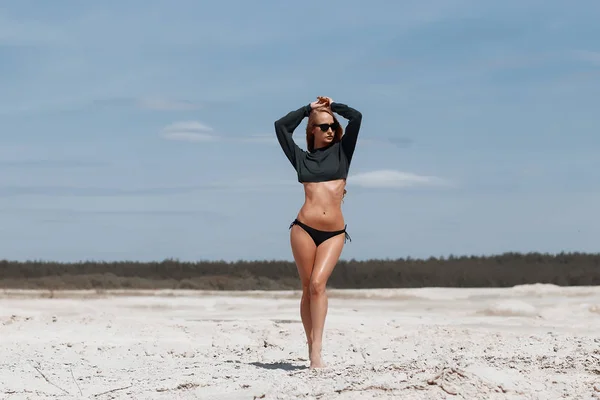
[308,233,345,368]
[290,224,317,358]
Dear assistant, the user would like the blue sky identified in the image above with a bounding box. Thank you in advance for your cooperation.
[1,0,599,262]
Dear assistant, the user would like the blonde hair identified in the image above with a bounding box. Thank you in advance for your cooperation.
[306,107,347,200]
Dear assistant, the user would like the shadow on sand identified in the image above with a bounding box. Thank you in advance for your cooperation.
[250,361,308,371]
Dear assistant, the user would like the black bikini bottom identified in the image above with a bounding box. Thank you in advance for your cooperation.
[289,219,351,247]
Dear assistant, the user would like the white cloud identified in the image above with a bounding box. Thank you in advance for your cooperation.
[160,122,282,144]
[161,120,219,142]
[348,169,450,189]
[163,121,213,132]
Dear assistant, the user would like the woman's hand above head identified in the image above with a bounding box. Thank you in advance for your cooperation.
[317,96,334,107]
[310,98,328,110]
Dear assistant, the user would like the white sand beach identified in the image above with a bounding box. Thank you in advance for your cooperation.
[1,284,600,399]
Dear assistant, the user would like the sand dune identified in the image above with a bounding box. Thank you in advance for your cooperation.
[1,284,600,399]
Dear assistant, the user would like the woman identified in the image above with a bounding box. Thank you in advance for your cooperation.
[274,96,362,368]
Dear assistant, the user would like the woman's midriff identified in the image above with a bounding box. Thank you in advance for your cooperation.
[296,179,346,231]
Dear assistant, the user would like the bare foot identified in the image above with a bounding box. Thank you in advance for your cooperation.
[309,344,326,369]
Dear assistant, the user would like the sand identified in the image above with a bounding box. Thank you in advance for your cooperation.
[1,284,600,399]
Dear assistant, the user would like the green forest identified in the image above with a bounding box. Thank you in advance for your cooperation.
[1,252,599,290]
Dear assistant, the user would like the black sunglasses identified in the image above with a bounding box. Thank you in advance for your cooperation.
[314,122,339,132]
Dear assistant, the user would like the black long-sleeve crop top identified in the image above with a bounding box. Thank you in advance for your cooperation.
[274,102,362,183]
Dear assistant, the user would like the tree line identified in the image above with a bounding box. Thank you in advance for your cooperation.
[1,251,598,290]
